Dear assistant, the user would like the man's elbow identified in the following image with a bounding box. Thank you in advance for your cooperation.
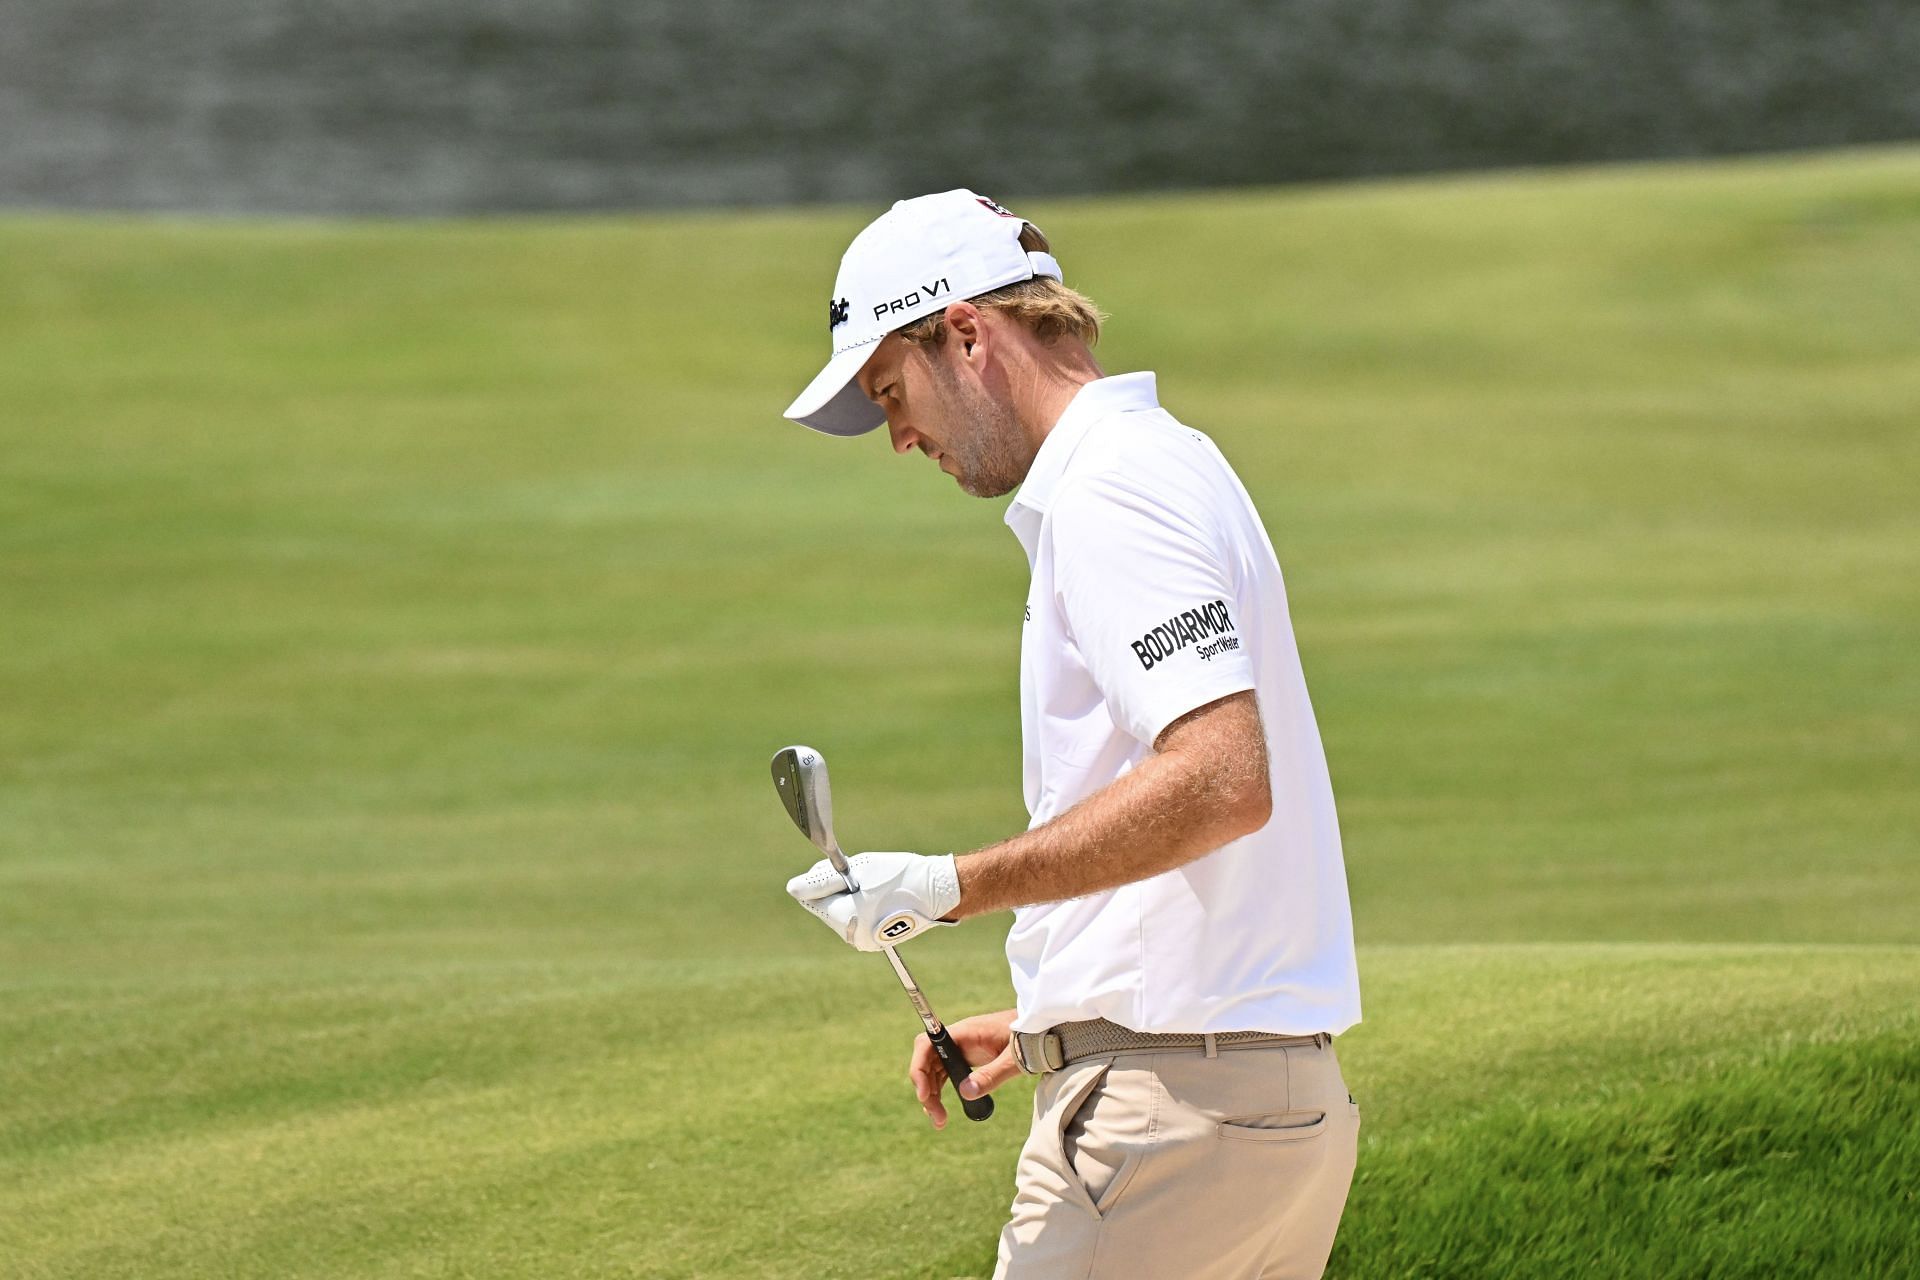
[1158,689,1273,843]
[1224,769,1272,839]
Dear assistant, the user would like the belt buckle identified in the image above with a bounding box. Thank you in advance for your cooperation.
[1014,1029,1068,1074]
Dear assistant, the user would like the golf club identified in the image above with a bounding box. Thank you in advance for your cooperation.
[771,745,993,1123]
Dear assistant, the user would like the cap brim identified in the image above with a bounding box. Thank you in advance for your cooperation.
[783,341,886,436]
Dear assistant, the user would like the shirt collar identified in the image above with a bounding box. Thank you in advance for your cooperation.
[1004,372,1159,551]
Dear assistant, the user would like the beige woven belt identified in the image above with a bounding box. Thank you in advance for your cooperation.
[1013,1017,1331,1074]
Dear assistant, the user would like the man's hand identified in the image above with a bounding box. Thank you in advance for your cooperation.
[909,1009,1022,1129]
[785,851,961,951]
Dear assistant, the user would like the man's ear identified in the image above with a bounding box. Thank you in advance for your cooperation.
[943,302,984,359]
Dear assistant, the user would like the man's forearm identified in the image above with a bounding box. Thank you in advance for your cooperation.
[951,692,1271,919]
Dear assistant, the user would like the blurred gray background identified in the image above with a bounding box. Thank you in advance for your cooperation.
[3,0,1917,214]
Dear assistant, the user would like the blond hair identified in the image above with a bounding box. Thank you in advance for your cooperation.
[896,223,1107,348]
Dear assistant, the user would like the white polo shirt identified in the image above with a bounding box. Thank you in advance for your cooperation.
[1002,372,1361,1037]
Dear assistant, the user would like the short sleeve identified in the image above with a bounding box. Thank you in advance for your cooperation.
[1047,472,1256,748]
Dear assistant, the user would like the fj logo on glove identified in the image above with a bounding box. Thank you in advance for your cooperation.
[1130,599,1237,670]
[882,918,914,940]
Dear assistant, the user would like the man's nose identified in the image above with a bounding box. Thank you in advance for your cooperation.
[887,418,921,455]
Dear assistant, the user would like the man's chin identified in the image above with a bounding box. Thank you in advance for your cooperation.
[957,473,1019,499]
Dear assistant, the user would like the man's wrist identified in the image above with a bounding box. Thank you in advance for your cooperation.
[948,841,1019,920]
[948,849,986,920]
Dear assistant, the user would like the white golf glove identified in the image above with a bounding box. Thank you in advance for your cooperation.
[785,852,961,952]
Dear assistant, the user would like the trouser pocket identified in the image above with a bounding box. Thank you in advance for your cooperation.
[1217,1110,1329,1142]
[1055,1059,1154,1219]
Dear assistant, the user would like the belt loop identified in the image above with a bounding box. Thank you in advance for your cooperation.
[1041,1030,1066,1072]
[1203,1033,1218,1059]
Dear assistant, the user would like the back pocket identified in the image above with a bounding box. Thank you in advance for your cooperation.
[1217,1111,1328,1143]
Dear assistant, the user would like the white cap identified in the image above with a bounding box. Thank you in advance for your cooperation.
[784,189,1063,436]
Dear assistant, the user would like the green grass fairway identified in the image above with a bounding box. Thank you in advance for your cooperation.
[3,146,1918,1277]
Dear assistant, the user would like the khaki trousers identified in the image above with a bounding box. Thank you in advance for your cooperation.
[992,1039,1359,1280]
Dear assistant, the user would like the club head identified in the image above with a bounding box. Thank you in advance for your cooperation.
[770,745,846,868]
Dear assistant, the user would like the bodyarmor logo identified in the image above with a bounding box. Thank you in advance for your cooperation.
[829,297,850,329]
[976,196,1017,218]
[1130,599,1238,670]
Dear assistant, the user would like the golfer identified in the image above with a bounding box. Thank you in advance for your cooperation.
[782,190,1363,1279]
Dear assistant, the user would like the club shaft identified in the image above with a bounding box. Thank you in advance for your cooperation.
[882,946,942,1033]
[846,870,992,1119]
[833,866,938,1027]
[829,845,856,886]
[837,868,940,1030]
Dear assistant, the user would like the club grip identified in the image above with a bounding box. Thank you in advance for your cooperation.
[929,1025,994,1122]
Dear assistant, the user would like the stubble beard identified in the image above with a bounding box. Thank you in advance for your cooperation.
[934,365,1032,499]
